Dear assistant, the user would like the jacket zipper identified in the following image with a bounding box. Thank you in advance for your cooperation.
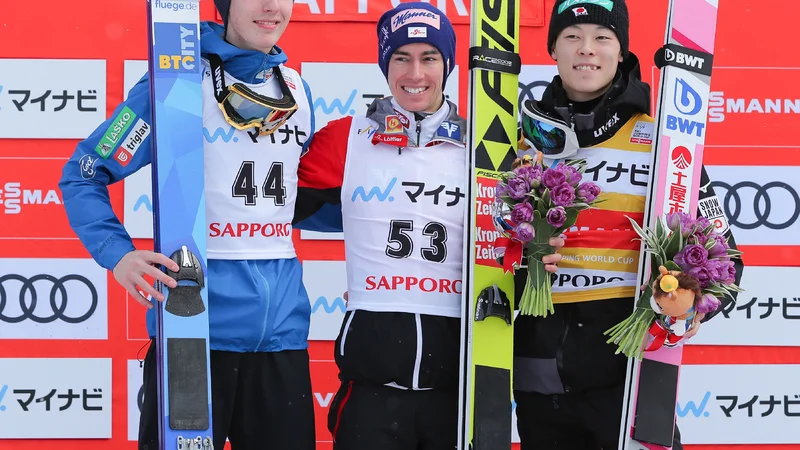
[415,119,422,146]
[253,261,271,351]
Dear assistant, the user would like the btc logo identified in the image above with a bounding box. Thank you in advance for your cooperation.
[155,23,199,73]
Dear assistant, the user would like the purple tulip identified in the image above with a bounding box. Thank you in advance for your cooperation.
[703,259,723,282]
[695,216,712,232]
[695,292,721,314]
[554,163,582,186]
[678,213,697,237]
[542,168,567,190]
[511,201,534,223]
[506,177,530,201]
[514,222,535,243]
[688,265,713,289]
[551,183,577,207]
[515,165,543,188]
[682,244,709,267]
[495,183,509,200]
[719,260,737,284]
[665,212,681,231]
[708,239,727,258]
[546,206,567,228]
[576,182,601,203]
[673,251,687,271]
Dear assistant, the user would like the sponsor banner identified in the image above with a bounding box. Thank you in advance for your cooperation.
[677,364,800,444]
[688,266,800,346]
[285,0,544,26]
[704,165,800,245]
[0,59,106,139]
[0,358,112,438]
[0,258,108,340]
[122,60,155,240]
[124,166,154,240]
[127,359,144,441]
[303,260,347,340]
[707,67,800,148]
[300,62,459,131]
[0,158,71,239]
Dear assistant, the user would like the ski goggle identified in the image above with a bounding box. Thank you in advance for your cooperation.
[207,53,298,136]
[520,100,580,160]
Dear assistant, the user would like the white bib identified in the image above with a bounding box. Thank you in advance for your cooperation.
[341,115,466,318]
[200,61,311,260]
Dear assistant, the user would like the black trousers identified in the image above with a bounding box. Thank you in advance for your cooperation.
[327,382,458,450]
[138,339,315,450]
[514,387,683,450]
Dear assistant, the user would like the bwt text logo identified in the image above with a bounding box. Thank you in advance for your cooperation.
[311,296,346,314]
[351,177,397,203]
[677,391,711,418]
[155,23,198,73]
[666,78,705,138]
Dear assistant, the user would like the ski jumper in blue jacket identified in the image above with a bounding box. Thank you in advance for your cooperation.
[59,21,342,354]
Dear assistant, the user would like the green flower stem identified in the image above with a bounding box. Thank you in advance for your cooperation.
[603,305,655,360]
[517,254,554,317]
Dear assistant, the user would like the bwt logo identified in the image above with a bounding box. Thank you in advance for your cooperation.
[676,391,711,418]
[666,78,705,138]
[351,177,397,203]
[155,23,198,72]
[311,296,346,314]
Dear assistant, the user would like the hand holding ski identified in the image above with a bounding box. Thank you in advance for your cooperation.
[113,250,179,307]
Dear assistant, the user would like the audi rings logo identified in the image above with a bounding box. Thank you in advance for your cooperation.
[710,181,800,230]
[0,274,99,323]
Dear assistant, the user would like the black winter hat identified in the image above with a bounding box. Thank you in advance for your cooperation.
[547,0,629,59]
[214,0,231,24]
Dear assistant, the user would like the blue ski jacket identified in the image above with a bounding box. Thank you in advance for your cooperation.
[59,21,342,353]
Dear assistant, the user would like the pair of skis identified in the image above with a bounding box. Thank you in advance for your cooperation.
[461,1,719,449]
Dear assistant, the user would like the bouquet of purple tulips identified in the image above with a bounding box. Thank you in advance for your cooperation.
[603,211,743,359]
[492,153,603,317]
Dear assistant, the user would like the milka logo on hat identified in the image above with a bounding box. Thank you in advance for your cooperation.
[390,8,441,32]
[557,0,614,14]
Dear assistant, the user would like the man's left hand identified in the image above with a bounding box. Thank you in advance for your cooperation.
[543,236,565,273]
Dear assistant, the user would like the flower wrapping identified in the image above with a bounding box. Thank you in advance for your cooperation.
[603,211,744,360]
[492,153,603,317]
